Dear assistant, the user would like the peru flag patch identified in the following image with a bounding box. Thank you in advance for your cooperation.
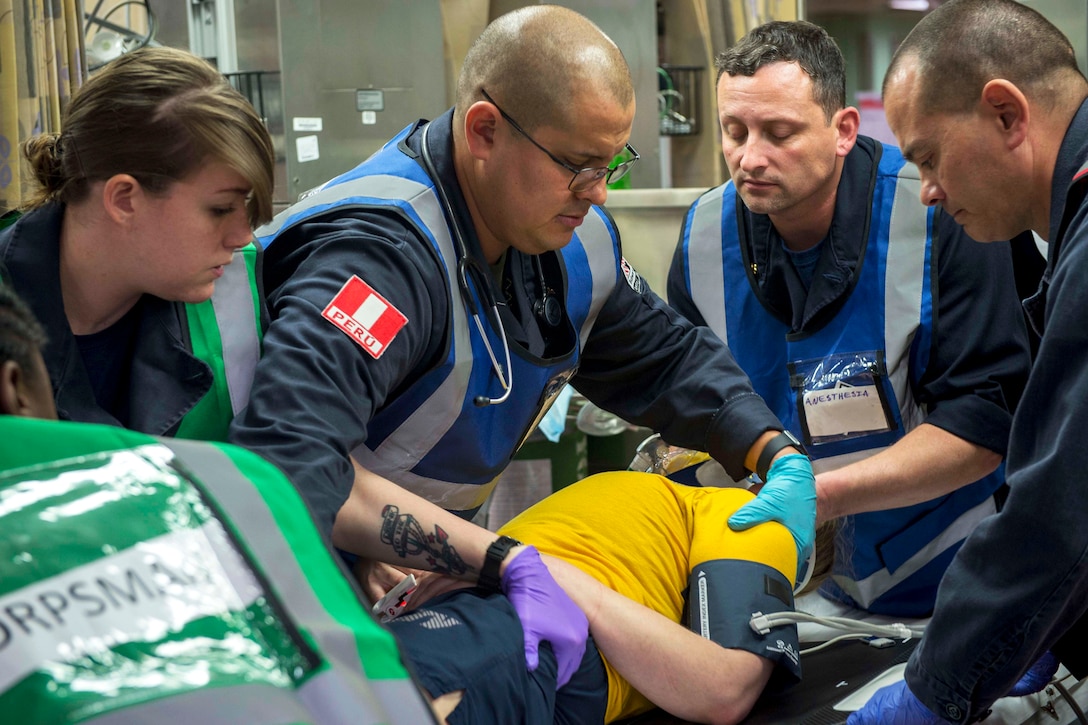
[322,275,408,359]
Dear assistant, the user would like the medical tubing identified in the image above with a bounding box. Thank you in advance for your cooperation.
[748,610,926,640]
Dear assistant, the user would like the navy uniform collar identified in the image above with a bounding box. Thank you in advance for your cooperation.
[741,136,880,333]
[1048,98,1088,248]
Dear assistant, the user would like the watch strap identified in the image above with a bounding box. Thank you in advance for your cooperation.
[478,535,522,592]
[756,431,806,481]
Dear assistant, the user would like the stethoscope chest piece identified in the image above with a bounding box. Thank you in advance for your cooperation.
[534,289,563,328]
[531,253,563,329]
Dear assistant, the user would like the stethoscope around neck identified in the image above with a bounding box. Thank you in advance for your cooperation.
[421,121,514,407]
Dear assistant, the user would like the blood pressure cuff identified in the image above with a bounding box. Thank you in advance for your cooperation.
[687,559,802,690]
[0,426,428,725]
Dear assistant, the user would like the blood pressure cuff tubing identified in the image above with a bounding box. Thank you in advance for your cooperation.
[687,558,801,689]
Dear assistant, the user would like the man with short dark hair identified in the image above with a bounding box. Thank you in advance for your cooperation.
[668,20,1030,618]
[848,1,1088,722]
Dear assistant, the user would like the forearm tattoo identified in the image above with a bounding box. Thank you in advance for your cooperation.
[379,504,470,576]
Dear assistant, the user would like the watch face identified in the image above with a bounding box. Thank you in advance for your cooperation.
[783,430,807,455]
[757,431,807,481]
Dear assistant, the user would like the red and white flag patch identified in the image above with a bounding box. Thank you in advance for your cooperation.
[322,275,408,359]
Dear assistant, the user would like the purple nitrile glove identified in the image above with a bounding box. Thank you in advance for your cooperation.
[501,545,589,689]
[1007,651,1060,696]
[728,454,817,574]
[847,681,946,725]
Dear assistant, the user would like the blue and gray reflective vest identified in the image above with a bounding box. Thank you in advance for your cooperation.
[256,121,620,516]
[0,416,433,724]
[677,144,1003,616]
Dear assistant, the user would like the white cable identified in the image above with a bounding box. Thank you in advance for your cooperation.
[750,610,927,640]
[800,633,873,655]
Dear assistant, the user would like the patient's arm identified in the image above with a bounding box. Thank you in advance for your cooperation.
[542,554,773,725]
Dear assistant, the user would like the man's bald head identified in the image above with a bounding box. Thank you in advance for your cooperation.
[455,5,633,132]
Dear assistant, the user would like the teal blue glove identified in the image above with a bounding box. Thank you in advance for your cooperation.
[846,681,945,724]
[728,454,816,571]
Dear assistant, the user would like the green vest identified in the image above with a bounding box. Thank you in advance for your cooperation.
[175,242,265,441]
[0,417,433,724]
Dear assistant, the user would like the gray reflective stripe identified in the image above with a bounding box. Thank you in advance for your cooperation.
[353,444,500,511]
[302,676,437,725]
[82,682,314,725]
[832,495,996,607]
[81,676,422,725]
[342,177,472,471]
[883,165,929,431]
[577,208,619,349]
[356,206,619,509]
[161,439,432,724]
[86,670,435,725]
[298,668,415,725]
[209,247,260,415]
[685,188,729,339]
[261,171,480,509]
[314,178,481,505]
[255,173,418,240]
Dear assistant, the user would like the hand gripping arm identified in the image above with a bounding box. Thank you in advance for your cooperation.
[728,454,817,573]
[501,545,589,688]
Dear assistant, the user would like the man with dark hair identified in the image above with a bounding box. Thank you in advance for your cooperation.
[848,1,1088,722]
[667,20,1030,618]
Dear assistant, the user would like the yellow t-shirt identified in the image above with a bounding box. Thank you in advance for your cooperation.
[499,471,796,722]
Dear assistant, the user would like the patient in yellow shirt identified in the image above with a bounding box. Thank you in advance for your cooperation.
[389,468,806,725]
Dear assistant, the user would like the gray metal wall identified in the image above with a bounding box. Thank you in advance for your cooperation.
[231,0,288,206]
[272,0,447,202]
[565,0,661,192]
[1021,0,1088,76]
[152,1,666,204]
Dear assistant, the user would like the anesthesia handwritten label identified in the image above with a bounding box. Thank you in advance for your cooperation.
[803,382,888,438]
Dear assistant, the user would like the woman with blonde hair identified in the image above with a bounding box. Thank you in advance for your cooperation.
[0,45,275,439]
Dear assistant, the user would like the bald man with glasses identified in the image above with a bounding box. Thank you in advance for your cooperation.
[229,4,817,699]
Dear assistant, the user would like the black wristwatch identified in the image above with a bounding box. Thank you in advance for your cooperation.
[755,430,807,482]
[478,535,522,593]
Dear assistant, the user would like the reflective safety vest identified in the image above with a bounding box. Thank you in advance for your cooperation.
[175,242,264,441]
[677,144,1002,616]
[0,417,433,724]
[256,121,621,516]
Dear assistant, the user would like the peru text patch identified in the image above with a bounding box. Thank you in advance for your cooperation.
[322,275,407,359]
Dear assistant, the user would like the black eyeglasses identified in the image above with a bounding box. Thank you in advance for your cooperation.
[480,89,639,193]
